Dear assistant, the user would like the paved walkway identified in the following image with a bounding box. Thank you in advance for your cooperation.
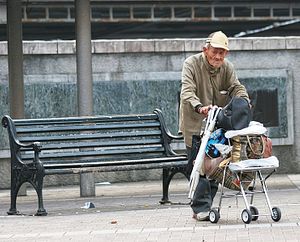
[0,174,300,241]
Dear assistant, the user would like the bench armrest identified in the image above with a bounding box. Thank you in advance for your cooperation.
[16,141,42,164]
[2,115,42,162]
[154,109,186,156]
[15,140,41,151]
[167,133,184,141]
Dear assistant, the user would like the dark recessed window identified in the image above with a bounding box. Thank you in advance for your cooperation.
[26,7,46,19]
[254,8,270,17]
[49,8,68,19]
[214,7,231,17]
[112,7,130,18]
[92,7,110,19]
[273,8,290,17]
[133,7,151,18]
[154,7,171,18]
[234,7,251,17]
[194,7,211,18]
[293,8,300,16]
[174,7,191,18]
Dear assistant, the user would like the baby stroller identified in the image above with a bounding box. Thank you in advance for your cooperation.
[189,104,281,224]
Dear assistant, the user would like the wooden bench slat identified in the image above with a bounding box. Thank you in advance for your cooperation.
[45,160,188,175]
[43,156,187,169]
[22,146,165,160]
[14,113,157,126]
[16,121,160,133]
[20,138,163,151]
[18,130,162,142]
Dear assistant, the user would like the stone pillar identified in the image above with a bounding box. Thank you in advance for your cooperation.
[75,0,95,197]
[80,173,95,197]
[7,0,26,196]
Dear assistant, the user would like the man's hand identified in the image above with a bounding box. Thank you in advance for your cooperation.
[197,105,213,116]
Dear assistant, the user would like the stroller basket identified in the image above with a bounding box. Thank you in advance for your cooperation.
[209,156,281,224]
[208,165,254,191]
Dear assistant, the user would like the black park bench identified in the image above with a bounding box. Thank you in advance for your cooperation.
[2,109,188,216]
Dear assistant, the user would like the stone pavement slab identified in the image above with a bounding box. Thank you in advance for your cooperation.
[0,174,299,241]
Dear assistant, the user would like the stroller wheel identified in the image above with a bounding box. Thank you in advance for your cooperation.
[250,206,259,221]
[209,209,220,223]
[241,209,252,224]
[271,207,281,222]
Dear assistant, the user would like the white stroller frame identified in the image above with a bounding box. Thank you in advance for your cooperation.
[209,156,281,224]
[188,107,281,224]
[188,106,222,199]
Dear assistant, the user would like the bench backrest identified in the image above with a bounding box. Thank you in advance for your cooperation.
[3,110,177,166]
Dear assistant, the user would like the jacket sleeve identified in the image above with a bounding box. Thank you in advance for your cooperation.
[180,60,203,109]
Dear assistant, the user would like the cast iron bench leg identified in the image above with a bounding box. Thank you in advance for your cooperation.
[34,171,47,216]
[7,173,21,215]
[160,167,189,204]
[160,168,171,204]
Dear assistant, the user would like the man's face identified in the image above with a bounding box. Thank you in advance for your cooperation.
[203,45,228,68]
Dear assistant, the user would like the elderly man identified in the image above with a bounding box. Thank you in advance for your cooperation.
[179,31,250,221]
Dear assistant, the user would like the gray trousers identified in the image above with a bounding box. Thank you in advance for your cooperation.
[186,146,219,214]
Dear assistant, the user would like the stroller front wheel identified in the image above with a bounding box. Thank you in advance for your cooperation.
[241,209,252,224]
[271,207,281,222]
[209,209,220,223]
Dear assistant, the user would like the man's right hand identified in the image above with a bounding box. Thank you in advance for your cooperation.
[197,105,213,116]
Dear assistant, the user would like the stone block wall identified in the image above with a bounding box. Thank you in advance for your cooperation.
[0,36,299,188]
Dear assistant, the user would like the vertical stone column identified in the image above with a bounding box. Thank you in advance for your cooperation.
[75,0,95,197]
[7,0,26,196]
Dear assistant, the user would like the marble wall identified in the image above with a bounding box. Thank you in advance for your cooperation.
[0,37,299,188]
